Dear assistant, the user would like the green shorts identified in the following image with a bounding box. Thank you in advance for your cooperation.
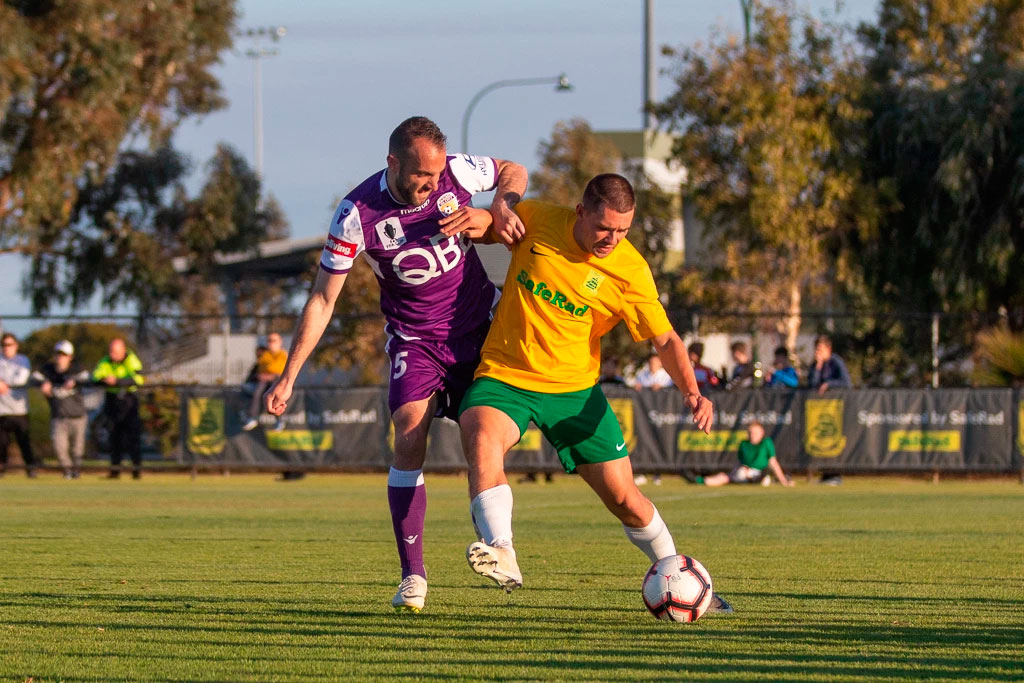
[459,377,628,473]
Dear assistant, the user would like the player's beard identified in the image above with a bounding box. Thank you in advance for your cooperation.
[395,178,431,206]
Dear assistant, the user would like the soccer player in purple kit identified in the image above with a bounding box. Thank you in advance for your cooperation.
[265,117,527,613]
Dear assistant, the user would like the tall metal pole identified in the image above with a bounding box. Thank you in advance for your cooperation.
[240,25,286,179]
[643,0,655,131]
[253,55,263,179]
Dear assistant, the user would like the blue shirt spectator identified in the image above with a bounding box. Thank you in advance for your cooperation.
[767,346,800,388]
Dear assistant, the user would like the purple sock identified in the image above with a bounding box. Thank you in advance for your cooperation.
[387,468,427,579]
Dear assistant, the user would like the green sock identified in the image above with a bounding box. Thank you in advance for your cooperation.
[695,475,705,485]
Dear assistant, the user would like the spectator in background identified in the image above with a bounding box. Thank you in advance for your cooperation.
[93,338,145,479]
[690,421,793,487]
[598,356,626,386]
[33,340,91,479]
[243,341,269,387]
[688,342,720,393]
[0,333,37,478]
[766,346,800,389]
[633,353,674,391]
[808,334,852,395]
[243,332,287,431]
[726,340,754,390]
[632,353,671,486]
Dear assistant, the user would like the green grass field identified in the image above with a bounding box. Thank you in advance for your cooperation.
[1,474,1021,682]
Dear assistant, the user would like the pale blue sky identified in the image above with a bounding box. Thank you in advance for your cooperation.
[1,0,878,335]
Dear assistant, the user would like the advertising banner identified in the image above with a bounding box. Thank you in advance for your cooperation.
[180,387,1017,473]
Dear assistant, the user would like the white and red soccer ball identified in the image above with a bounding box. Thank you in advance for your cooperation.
[641,554,713,623]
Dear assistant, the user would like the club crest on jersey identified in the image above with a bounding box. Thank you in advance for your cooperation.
[579,269,606,297]
[436,191,459,216]
[375,217,406,250]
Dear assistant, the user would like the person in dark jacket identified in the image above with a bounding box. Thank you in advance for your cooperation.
[808,335,852,394]
[33,340,91,479]
[93,338,145,479]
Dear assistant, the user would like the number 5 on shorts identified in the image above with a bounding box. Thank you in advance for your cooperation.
[392,351,409,379]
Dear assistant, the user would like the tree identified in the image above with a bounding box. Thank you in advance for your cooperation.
[854,0,1024,329]
[21,321,131,369]
[653,0,875,354]
[26,143,290,322]
[0,0,235,254]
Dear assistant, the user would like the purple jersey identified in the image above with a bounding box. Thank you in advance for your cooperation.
[320,154,499,341]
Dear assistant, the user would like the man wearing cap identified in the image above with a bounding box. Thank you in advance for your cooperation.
[33,340,91,479]
[93,338,145,479]
[0,333,37,478]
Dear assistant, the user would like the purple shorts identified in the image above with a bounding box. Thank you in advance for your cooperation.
[385,322,490,421]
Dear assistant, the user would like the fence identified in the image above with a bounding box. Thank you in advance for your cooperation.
[178,386,1024,475]
[1,307,1009,389]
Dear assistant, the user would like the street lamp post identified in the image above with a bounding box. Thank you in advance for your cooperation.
[240,26,287,178]
[461,74,572,154]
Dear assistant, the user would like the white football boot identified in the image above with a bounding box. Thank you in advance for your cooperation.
[391,574,427,613]
[466,542,523,592]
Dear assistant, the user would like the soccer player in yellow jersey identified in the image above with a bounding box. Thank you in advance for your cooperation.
[458,173,732,613]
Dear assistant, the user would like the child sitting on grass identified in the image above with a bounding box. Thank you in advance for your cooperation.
[694,421,793,487]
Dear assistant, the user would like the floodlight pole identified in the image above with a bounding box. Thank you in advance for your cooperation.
[461,74,572,154]
[643,0,655,131]
[241,26,287,179]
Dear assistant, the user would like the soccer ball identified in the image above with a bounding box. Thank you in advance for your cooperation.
[641,555,713,622]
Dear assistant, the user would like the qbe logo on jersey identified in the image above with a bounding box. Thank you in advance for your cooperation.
[392,234,470,285]
[376,217,407,250]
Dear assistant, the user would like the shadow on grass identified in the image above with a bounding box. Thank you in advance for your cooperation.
[3,588,1023,681]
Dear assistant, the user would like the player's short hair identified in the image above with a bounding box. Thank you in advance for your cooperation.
[730,340,748,354]
[1,332,17,345]
[774,346,789,358]
[389,116,447,158]
[688,342,705,358]
[814,334,833,349]
[748,420,764,430]
[581,173,635,213]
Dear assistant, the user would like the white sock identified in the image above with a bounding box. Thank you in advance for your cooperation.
[470,484,514,548]
[623,506,676,562]
[387,467,424,487]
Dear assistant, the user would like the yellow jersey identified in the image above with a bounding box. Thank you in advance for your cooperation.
[476,200,672,393]
[258,349,288,376]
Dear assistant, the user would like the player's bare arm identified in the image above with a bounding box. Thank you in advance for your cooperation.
[489,159,528,245]
[439,158,527,244]
[265,268,348,415]
[651,329,713,433]
[437,206,494,241]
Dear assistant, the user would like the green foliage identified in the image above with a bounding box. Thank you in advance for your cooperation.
[973,327,1024,387]
[27,144,293,316]
[20,322,132,369]
[853,0,1024,329]
[0,0,236,251]
[0,476,1022,680]
[654,0,875,352]
[531,118,622,206]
